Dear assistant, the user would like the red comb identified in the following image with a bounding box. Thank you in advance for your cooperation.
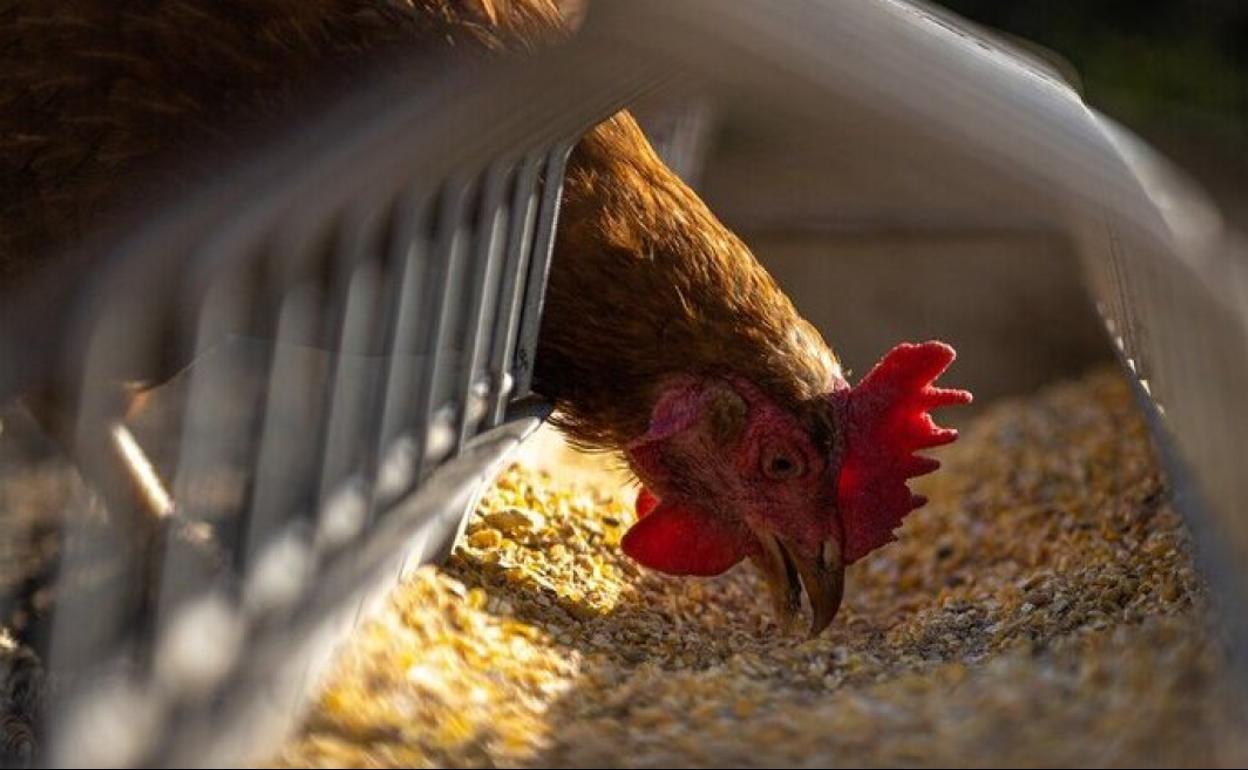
[835,341,971,564]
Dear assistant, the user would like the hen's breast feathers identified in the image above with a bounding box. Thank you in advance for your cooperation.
[537,114,841,451]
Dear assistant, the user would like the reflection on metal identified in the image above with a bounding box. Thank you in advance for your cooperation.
[11,42,616,761]
[109,424,174,519]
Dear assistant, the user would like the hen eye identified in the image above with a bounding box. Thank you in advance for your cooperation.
[763,450,804,480]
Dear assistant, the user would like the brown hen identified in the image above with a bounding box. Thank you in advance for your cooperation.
[0,0,968,633]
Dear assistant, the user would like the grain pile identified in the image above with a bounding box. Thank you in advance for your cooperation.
[268,367,1245,766]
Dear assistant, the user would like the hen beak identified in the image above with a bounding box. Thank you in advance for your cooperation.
[748,527,845,637]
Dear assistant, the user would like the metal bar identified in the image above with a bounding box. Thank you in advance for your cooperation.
[486,152,544,426]
[512,142,574,399]
[215,247,285,581]
[405,176,475,480]
[244,238,341,570]
[313,207,385,506]
[356,189,434,527]
[456,160,513,450]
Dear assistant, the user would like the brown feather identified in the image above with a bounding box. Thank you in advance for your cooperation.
[538,114,840,451]
[0,0,567,287]
[0,0,840,455]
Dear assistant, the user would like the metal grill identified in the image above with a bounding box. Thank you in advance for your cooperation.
[0,56,647,767]
[0,11,667,763]
[42,146,577,766]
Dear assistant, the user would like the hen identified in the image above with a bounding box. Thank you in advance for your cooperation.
[0,0,969,633]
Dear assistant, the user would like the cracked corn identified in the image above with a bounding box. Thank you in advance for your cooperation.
[273,368,1248,768]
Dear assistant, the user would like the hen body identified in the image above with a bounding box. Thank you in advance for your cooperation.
[0,0,965,636]
[0,0,838,445]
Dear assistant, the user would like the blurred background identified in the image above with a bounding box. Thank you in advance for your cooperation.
[695,0,1248,411]
[939,0,1248,223]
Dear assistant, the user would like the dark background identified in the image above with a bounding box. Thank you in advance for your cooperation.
[935,0,1248,221]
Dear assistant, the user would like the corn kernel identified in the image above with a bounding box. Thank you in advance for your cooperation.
[273,369,1235,769]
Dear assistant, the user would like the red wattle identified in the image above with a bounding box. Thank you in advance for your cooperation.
[621,499,749,577]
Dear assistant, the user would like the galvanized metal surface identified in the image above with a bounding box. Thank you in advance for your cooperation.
[19,46,660,770]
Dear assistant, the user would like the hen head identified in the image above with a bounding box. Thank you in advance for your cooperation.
[622,341,971,635]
